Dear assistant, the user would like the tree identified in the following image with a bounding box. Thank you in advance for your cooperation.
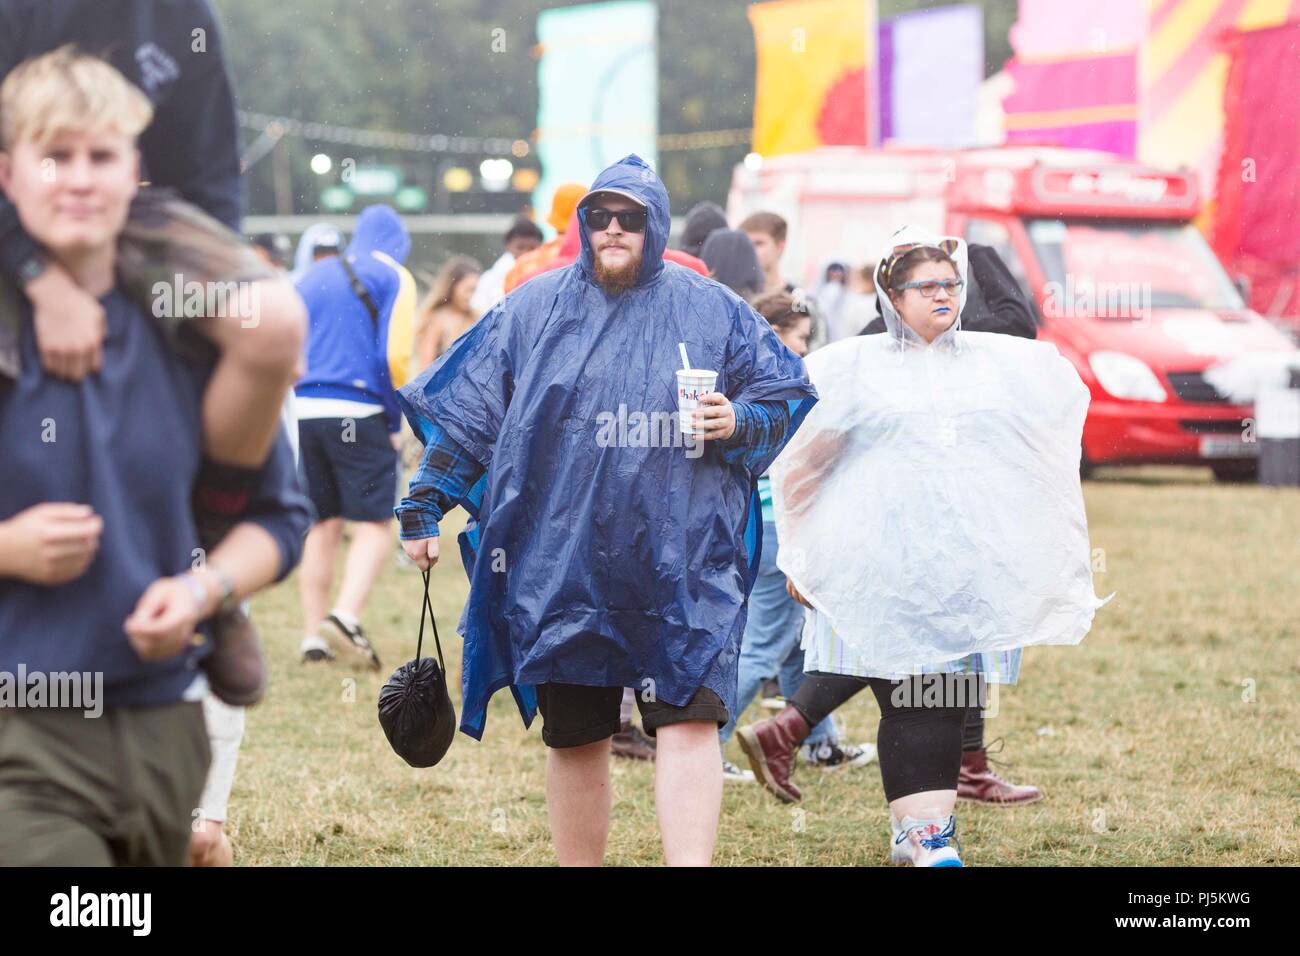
[213,0,1017,217]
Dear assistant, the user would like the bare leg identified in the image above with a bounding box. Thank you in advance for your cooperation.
[199,281,304,467]
[299,518,344,639]
[332,519,393,619]
[188,820,234,867]
[654,720,722,866]
[545,738,612,866]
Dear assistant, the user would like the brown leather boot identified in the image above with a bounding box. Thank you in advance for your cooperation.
[204,606,267,707]
[736,705,811,803]
[957,747,1043,805]
[610,722,656,761]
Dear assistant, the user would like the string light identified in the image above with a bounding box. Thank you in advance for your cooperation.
[238,111,750,155]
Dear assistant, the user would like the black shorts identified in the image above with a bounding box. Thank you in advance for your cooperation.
[534,683,730,749]
[298,415,398,522]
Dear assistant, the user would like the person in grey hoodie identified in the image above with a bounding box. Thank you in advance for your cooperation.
[700,228,764,299]
[679,201,728,259]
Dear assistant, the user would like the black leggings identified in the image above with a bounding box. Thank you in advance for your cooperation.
[789,672,975,802]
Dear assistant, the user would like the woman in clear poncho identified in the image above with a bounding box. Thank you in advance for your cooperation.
[736,227,1105,866]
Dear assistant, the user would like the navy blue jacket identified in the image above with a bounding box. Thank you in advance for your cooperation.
[0,290,311,707]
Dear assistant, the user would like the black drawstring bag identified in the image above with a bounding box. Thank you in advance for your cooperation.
[378,571,456,767]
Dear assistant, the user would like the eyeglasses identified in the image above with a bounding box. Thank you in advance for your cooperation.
[583,207,647,233]
[897,279,964,298]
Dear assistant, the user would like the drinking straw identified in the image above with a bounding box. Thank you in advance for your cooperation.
[678,342,691,371]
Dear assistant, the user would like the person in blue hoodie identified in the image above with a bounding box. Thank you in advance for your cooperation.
[294,205,412,669]
[0,48,310,866]
[396,155,816,866]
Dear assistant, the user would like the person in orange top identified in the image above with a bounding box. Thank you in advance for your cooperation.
[503,181,587,294]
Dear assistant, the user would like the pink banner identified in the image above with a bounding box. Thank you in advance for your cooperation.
[1002,53,1138,157]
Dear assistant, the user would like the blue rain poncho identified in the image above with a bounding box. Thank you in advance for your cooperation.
[772,226,1105,677]
[399,154,817,738]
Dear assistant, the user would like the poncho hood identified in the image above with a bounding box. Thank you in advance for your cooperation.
[348,204,411,264]
[576,154,670,287]
[874,225,969,353]
[292,222,342,277]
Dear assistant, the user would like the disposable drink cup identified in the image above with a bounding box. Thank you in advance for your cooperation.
[676,369,719,437]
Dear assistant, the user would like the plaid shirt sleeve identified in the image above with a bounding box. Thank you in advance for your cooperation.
[715,399,791,471]
[395,422,486,540]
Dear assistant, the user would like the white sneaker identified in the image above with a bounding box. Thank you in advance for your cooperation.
[801,740,878,769]
[722,760,755,783]
[299,635,335,663]
[321,611,382,670]
[891,815,963,867]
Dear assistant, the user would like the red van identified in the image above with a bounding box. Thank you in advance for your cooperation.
[728,146,1297,480]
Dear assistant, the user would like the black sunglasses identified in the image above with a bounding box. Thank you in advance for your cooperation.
[583,207,647,233]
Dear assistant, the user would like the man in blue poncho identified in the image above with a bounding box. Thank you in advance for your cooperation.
[396,155,816,866]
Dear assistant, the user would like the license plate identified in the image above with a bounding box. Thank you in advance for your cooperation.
[1199,436,1258,459]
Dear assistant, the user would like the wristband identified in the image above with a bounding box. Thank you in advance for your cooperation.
[206,564,239,615]
[178,571,210,616]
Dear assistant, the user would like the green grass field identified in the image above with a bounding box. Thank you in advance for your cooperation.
[233,466,1300,866]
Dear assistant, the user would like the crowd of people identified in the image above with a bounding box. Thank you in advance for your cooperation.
[0,0,1105,869]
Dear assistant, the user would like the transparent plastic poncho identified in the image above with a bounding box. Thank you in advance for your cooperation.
[771,227,1105,675]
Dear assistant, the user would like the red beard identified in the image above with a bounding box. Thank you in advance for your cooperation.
[593,248,641,294]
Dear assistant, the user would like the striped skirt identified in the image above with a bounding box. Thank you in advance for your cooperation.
[801,609,1022,685]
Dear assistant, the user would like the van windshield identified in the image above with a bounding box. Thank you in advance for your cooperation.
[1027,219,1244,315]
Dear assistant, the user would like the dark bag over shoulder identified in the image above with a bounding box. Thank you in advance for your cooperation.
[338,254,380,327]
[378,571,456,768]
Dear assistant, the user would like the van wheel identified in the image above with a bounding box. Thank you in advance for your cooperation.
[1211,461,1258,483]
